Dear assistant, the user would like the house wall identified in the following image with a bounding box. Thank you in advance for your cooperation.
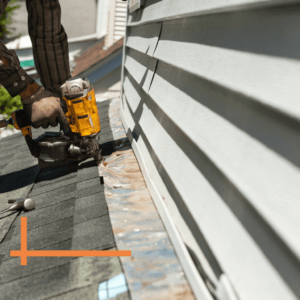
[96,0,112,38]
[121,1,300,300]
[106,0,127,47]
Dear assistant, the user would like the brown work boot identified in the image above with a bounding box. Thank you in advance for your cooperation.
[22,86,70,131]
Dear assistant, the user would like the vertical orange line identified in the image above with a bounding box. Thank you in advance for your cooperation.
[21,217,27,266]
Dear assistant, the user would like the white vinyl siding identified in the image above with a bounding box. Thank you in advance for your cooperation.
[122,2,300,300]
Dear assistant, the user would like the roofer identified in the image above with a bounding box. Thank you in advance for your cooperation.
[0,0,70,130]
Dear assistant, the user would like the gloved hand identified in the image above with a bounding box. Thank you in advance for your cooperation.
[21,86,70,132]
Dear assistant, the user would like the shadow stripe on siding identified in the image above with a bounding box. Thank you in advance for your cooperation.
[124,47,157,92]
[126,22,162,56]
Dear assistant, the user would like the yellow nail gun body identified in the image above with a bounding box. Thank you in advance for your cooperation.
[0,78,103,168]
[62,78,101,137]
[35,77,103,168]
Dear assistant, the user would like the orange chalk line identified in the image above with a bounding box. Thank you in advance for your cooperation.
[21,216,27,265]
[12,217,131,266]
[11,250,131,257]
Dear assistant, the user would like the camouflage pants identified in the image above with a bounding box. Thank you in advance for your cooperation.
[0,0,71,97]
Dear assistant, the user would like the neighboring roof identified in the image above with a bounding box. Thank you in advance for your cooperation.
[72,37,124,77]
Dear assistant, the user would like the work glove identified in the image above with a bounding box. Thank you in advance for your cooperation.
[21,86,70,132]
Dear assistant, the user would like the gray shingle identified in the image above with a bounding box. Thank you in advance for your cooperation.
[99,125,114,135]
[0,239,73,284]
[75,193,106,211]
[0,255,3,269]
[0,164,39,243]
[0,166,39,194]
[0,213,19,245]
[13,202,76,235]
[76,180,104,198]
[72,216,115,250]
[0,262,72,300]
[42,238,73,251]
[32,173,77,190]
[1,225,16,243]
[76,184,103,199]
[0,217,74,260]
[100,132,114,143]
[77,159,99,181]
[0,256,72,285]
[97,101,111,110]
[33,165,78,189]
[30,192,76,210]
[0,148,31,162]
[25,217,74,247]
[29,177,78,197]
[2,159,37,174]
[74,201,107,225]
[99,123,111,131]
[99,115,110,124]
[45,283,100,300]
[77,169,100,182]
[76,177,102,190]
[67,255,124,292]
[29,183,77,200]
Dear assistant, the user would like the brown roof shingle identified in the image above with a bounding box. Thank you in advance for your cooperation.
[72,37,124,77]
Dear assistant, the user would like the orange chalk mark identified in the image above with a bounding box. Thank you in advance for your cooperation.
[20,217,27,265]
[11,217,131,266]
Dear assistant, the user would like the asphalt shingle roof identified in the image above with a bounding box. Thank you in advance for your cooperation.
[0,100,130,300]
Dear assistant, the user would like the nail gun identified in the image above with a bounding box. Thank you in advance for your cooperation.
[0,77,103,169]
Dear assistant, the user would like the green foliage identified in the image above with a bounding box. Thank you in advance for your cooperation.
[0,86,22,119]
[0,0,21,40]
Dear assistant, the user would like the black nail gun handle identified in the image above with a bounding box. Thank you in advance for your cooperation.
[0,110,38,157]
